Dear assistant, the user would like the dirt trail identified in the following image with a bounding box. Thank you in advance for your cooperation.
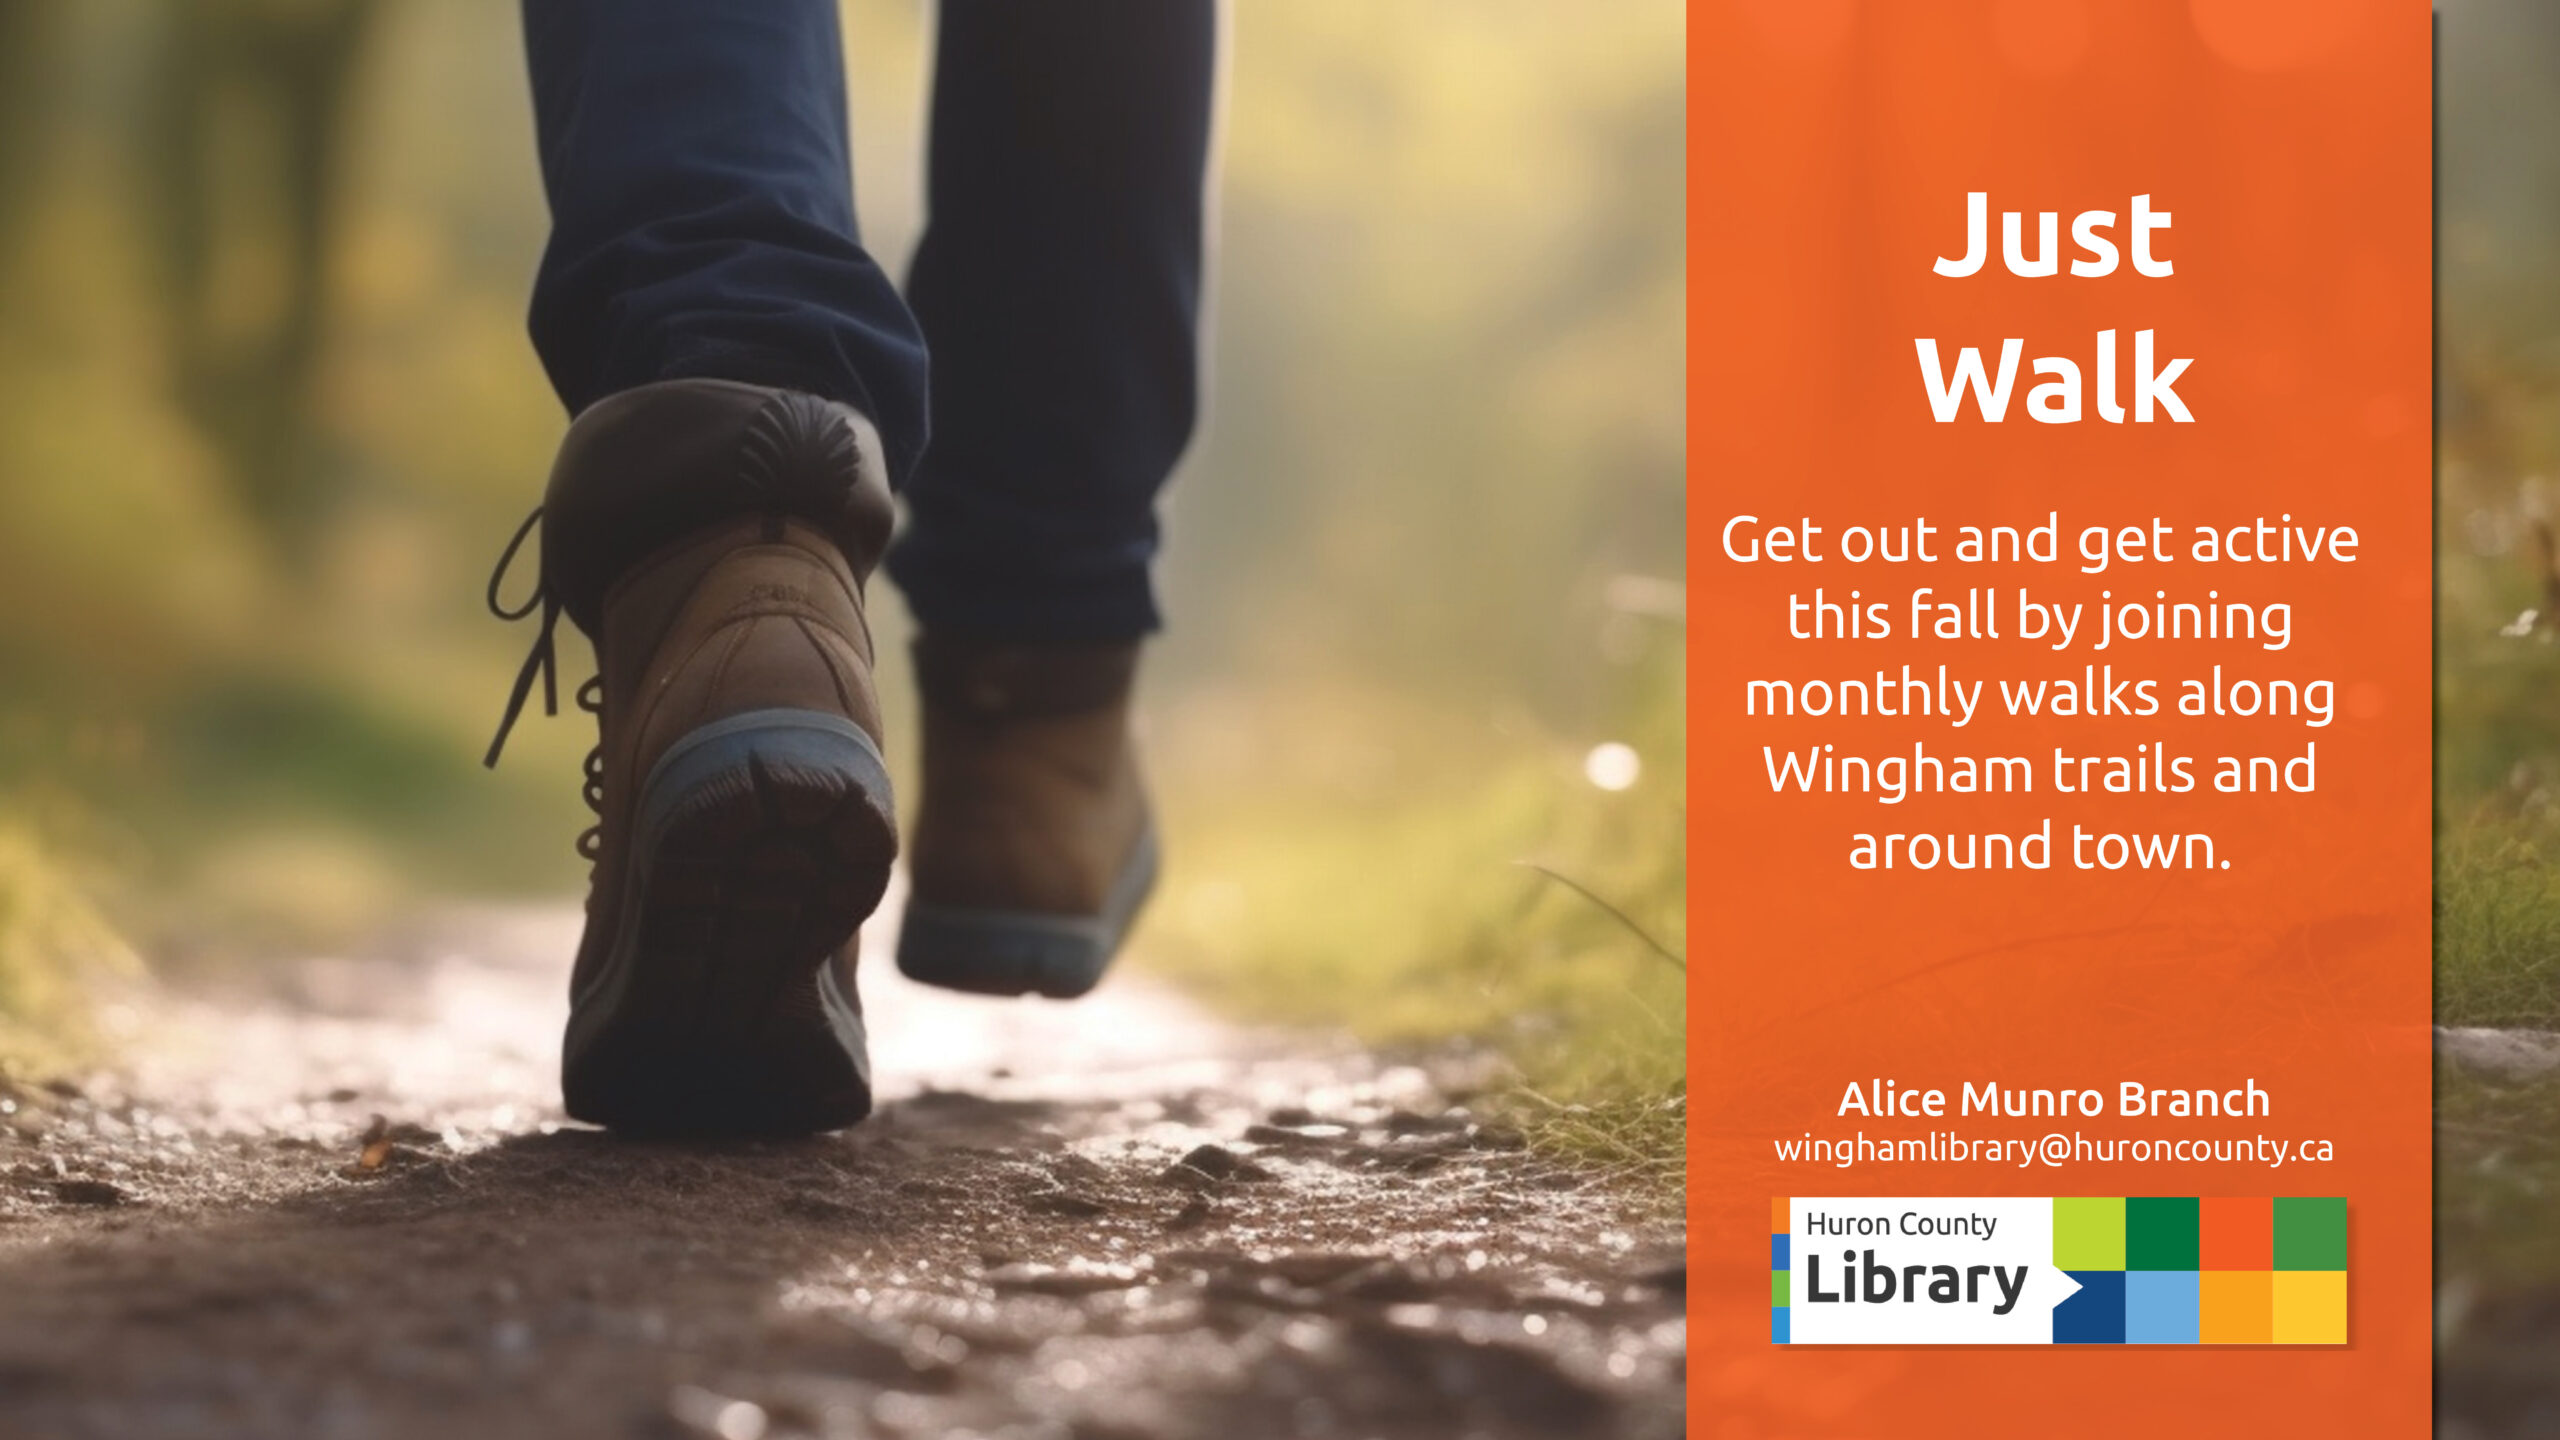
[0,901,1686,1440]
[2436,1028,2560,1440]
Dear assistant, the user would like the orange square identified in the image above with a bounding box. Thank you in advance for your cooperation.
[2199,1197,2274,1270]
[2200,1271,2274,1345]
[1771,1196,1790,1233]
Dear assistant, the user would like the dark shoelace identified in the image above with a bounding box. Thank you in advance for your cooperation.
[485,506,606,860]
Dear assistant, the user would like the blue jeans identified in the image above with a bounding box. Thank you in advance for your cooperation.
[521,0,1215,643]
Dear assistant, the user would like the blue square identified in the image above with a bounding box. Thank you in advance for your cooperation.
[2125,1269,2200,1344]
[2053,1269,2126,1344]
[1771,1233,1789,1269]
[1771,1307,1790,1344]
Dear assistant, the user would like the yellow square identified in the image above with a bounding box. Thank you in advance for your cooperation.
[2271,1269,2346,1344]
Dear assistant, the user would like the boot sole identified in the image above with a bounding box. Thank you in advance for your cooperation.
[562,709,896,1136]
[893,824,1159,1000]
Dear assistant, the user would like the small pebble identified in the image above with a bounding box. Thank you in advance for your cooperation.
[1158,1144,1273,1186]
[52,1179,126,1207]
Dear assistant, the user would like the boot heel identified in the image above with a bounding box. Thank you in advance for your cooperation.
[895,824,1157,999]
[563,709,896,1134]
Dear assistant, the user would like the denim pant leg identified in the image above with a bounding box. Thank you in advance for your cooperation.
[520,0,931,488]
[887,0,1219,644]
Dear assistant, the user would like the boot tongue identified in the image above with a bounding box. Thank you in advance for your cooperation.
[539,379,893,640]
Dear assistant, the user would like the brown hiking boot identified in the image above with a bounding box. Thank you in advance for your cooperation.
[895,636,1158,998]
[485,379,898,1134]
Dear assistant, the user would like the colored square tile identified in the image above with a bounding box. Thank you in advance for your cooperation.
[1772,1307,1790,1344]
[1772,1196,1791,1233]
[2199,1197,2273,1270]
[2125,1269,2201,1343]
[2053,1269,2126,1344]
[2272,1269,2347,1344]
[1772,1269,1789,1306]
[1772,1233,1789,1269]
[2273,1198,2347,1271]
[2053,1197,2126,1270]
[2126,1197,2200,1270]
[2200,1270,2273,1344]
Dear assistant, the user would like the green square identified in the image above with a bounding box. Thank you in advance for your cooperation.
[1772,1270,1789,1306]
[2053,1196,2126,1270]
[2273,1197,2347,1270]
[2125,1196,2200,1270]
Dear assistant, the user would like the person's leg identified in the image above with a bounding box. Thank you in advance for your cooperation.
[521,0,928,484]
[890,0,1217,1000]
[888,0,1218,642]
[502,1,921,1134]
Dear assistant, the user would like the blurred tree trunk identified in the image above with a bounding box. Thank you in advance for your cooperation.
[0,0,66,266]
[142,0,385,557]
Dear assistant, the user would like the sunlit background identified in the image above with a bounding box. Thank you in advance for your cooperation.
[0,0,1685,1167]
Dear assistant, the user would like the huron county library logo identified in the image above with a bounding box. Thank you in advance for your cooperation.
[1769,1196,2347,1345]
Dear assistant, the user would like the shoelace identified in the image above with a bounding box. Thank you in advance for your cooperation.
[485,506,607,860]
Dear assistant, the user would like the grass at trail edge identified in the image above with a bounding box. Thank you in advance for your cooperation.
[1138,666,1687,1194]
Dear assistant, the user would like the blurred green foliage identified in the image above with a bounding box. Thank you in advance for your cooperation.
[2440,808,2560,1028]
[2445,0,2560,805]
[1142,0,1686,1169]
[0,819,136,1068]
[2443,0,2560,1026]
[0,0,574,965]
[0,0,1688,1146]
